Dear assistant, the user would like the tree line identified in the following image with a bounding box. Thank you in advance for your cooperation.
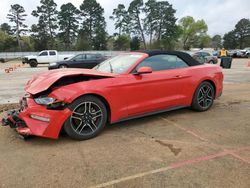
[0,0,250,52]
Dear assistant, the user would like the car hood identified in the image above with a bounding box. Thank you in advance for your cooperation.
[24,55,37,59]
[25,68,116,95]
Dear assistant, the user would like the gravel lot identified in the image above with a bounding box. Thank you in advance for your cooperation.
[0,59,249,188]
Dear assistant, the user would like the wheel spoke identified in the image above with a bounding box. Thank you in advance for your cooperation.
[91,110,102,119]
[198,96,204,104]
[73,111,84,116]
[200,87,206,95]
[79,123,87,133]
[207,94,213,99]
[88,102,92,113]
[87,122,96,132]
[206,99,212,104]
[206,87,211,95]
[204,99,208,107]
[71,116,82,121]
[75,121,83,132]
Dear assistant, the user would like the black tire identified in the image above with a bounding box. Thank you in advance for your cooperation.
[208,60,214,64]
[64,95,107,140]
[0,58,5,63]
[29,60,38,67]
[59,64,67,68]
[191,81,215,112]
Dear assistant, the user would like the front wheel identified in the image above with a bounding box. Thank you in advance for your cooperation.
[191,82,215,112]
[64,96,107,140]
[29,60,38,67]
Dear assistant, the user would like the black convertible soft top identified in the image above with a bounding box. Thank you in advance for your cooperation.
[136,50,201,66]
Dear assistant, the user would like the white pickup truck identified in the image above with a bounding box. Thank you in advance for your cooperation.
[22,50,73,67]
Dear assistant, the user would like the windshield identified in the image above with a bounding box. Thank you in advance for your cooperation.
[68,54,79,60]
[94,54,144,74]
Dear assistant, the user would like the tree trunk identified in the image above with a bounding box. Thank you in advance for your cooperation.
[136,12,146,49]
[16,13,22,52]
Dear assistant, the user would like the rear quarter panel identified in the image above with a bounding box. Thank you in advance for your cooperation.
[187,64,223,100]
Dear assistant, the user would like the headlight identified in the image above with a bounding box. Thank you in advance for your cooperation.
[49,62,57,66]
[35,97,57,105]
[34,97,66,109]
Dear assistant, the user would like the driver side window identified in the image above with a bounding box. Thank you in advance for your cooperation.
[39,51,48,56]
[73,55,85,61]
[135,54,188,72]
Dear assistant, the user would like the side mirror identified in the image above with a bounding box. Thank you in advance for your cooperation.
[136,66,153,75]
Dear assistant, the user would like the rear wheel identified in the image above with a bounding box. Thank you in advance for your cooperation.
[64,96,107,140]
[191,82,215,111]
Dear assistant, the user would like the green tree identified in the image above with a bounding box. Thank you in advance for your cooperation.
[0,23,12,35]
[234,18,250,48]
[30,19,50,50]
[130,36,140,50]
[79,0,107,50]
[58,3,80,50]
[75,29,92,50]
[196,35,211,49]
[211,35,222,49]
[0,30,16,51]
[32,0,58,39]
[223,31,238,49]
[128,0,146,49]
[110,4,130,35]
[143,0,158,46]
[113,35,130,50]
[179,16,208,50]
[20,36,34,51]
[7,4,27,51]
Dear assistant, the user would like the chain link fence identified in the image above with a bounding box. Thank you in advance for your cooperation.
[0,51,126,60]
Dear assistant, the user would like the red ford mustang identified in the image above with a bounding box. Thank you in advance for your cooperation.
[2,51,223,140]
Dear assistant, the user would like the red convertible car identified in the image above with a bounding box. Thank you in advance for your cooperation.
[2,51,223,140]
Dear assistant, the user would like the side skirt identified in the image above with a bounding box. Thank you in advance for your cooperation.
[113,105,188,124]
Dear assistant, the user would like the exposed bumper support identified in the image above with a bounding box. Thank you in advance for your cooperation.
[1,110,26,129]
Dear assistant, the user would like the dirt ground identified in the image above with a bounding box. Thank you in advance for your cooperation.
[0,59,249,188]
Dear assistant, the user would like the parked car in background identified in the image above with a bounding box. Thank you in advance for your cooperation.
[22,50,73,67]
[212,50,219,57]
[227,49,238,58]
[48,53,107,70]
[237,47,250,58]
[191,51,218,64]
[2,51,223,140]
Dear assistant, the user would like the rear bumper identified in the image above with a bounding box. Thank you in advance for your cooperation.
[1,97,72,139]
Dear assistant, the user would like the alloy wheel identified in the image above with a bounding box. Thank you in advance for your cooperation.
[70,102,103,135]
[197,85,213,108]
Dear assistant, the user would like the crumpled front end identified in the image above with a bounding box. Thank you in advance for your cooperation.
[1,95,72,139]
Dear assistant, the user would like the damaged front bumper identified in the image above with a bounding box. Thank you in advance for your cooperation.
[2,110,25,128]
[1,96,72,139]
[2,110,32,137]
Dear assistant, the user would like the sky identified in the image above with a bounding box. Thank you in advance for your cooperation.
[0,0,250,36]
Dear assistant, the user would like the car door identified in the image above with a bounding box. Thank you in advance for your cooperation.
[48,51,57,62]
[84,54,99,68]
[69,54,85,68]
[118,55,192,116]
[37,51,48,63]
[196,52,206,64]
[201,52,210,63]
